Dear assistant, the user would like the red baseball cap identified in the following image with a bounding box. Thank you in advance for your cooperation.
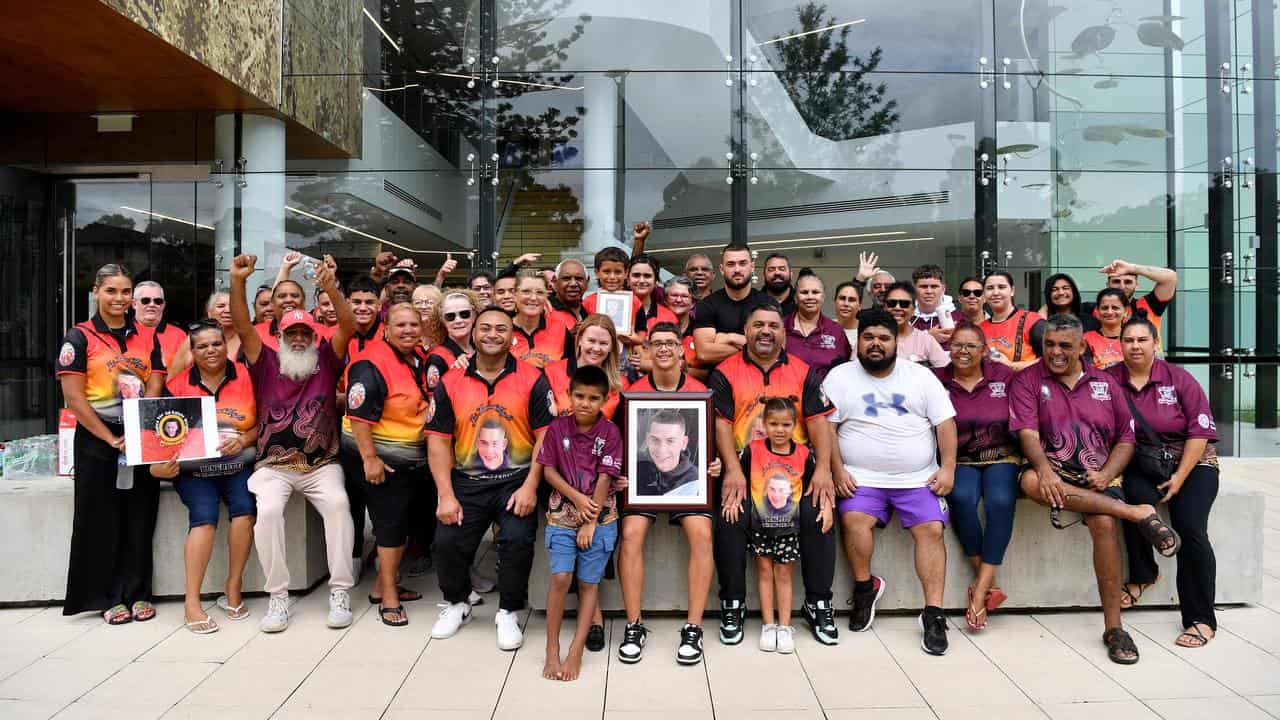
[278,309,317,334]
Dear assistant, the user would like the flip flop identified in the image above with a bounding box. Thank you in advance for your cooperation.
[1175,624,1214,648]
[985,586,1008,612]
[216,595,250,621]
[103,604,132,625]
[130,601,156,622]
[965,588,988,632]
[379,605,408,627]
[368,586,423,604]
[185,615,219,635]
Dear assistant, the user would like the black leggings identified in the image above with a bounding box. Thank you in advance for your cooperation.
[714,481,836,605]
[1122,463,1219,631]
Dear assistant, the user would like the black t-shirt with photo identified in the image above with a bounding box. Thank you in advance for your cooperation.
[691,288,773,336]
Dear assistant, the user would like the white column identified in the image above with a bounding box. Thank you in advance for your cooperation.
[581,74,619,256]
[214,113,286,292]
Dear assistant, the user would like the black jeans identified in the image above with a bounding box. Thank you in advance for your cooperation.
[1122,463,1219,631]
[434,479,538,611]
[714,481,836,605]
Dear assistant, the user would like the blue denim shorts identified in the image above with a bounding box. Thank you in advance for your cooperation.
[545,521,618,585]
[173,468,256,528]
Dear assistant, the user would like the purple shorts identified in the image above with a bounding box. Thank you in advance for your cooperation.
[837,486,949,529]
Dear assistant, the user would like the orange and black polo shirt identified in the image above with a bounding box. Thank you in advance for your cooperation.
[706,349,833,452]
[166,360,257,477]
[425,337,469,391]
[154,320,188,369]
[343,341,430,468]
[425,355,556,488]
[545,357,620,420]
[511,314,573,369]
[56,314,166,425]
[980,308,1045,363]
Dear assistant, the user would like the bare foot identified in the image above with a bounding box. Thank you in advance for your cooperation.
[542,650,562,680]
[560,649,583,681]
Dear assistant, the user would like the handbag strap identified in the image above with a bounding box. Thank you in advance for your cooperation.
[1121,389,1161,447]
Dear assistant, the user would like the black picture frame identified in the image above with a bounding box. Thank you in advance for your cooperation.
[620,390,714,512]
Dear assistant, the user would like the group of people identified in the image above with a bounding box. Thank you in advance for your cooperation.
[55,224,1218,681]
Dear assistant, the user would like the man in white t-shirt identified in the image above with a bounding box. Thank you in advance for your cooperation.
[822,308,957,656]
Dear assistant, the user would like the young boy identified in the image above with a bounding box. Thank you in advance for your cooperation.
[582,246,630,316]
[536,365,625,681]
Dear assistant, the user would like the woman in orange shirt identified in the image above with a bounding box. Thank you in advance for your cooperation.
[978,271,1045,371]
[1084,288,1130,369]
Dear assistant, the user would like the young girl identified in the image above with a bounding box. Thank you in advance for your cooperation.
[742,398,826,654]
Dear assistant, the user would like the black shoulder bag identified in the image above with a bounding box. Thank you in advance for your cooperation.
[1122,392,1176,481]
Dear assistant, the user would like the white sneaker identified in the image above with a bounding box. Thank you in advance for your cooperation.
[495,608,524,650]
[431,602,472,639]
[326,589,353,628]
[759,623,778,652]
[468,590,485,606]
[260,595,290,633]
[775,625,795,654]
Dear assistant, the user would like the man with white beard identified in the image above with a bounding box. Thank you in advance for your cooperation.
[229,253,359,633]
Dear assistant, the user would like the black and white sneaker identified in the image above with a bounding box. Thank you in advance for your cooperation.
[676,624,704,665]
[849,576,886,632]
[919,612,949,656]
[803,600,839,645]
[618,621,648,664]
[719,600,745,645]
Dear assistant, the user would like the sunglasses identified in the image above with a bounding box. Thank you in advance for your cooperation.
[959,289,984,298]
[443,310,473,322]
[884,299,913,309]
[138,297,165,306]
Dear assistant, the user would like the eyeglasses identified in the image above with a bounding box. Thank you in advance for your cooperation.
[959,289,984,298]
[443,310,473,322]
[884,299,913,309]
[648,339,680,349]
[138,297,165,306]
[951,343,984,352]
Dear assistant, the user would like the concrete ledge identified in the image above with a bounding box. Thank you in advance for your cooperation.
[529,472,1265,611]
[0,476,328,605]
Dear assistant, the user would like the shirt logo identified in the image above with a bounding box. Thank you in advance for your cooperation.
[988,382,1006,398]
[1197,413,1213,429]
[58,342,76,368]
[593,437,606,456]
[562,436,571,450]
[604,454,618,468]
[1040,384,1051,401]
[818,334,836,350]
[1089,381,1111,402]
[862,393,908,417]
[348,382,366,410]
[426,365,441,389]
[1157,386,1178,405]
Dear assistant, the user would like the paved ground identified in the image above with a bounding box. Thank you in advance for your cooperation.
[1,465,1277,720]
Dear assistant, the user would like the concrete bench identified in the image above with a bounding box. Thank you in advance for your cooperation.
[0,460,1267,611]
[0,475,329,605]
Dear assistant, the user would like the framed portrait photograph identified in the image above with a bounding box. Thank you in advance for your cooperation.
[122,396,221,466]
[596,291,634,335]
[621,390,713,511]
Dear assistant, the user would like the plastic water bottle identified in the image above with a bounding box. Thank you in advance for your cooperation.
[115,454,133,490]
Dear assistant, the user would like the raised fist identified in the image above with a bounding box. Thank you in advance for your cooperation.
[231,254,257,281]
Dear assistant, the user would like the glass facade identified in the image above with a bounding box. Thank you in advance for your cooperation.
[0,0,1274,454]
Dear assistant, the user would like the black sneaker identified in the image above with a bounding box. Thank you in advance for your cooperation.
[719,600,745,645]
[848,576,886,632]
[919,612,948,655]
[803,600,839,645]
[676,624,704,665]
[617,621,647,664]
[586,623,606,652]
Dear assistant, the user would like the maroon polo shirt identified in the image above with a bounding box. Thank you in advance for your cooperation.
[247,342,343,472]
[911,309,966,333]
[1008,360,1135,476]
[934,362,1018,463]
[784,312,851,380]
[536,414,624,529]
[1106,359,1219,464]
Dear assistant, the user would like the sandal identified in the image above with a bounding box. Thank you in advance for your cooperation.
[985,586,1008,612]
[103,604,132,625]
[130,601,156,622]
[1136,512,1181,557]
[965,589,988,633]
[1120,580,1156,610]
[1175,623,1214,648]
[216,595,250,621]
[379,605,408,627]
[368,586,423,604]
[184,615,219,635]
[1103,627,1140,665]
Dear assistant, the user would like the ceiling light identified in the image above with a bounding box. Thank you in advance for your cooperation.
[646,229,906,254]
[120,205,214,231]
[363,7,402,53]
[757,18,866,46]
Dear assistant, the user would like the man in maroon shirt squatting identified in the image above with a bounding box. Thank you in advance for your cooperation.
[1009,314,1182,666]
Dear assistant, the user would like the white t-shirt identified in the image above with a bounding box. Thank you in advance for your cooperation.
[822,358,956,489]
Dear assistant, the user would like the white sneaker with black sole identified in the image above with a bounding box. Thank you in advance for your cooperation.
[431,601,472,639]
[676,624,704,665]
[618,621,648,664]
[719,599,746,645]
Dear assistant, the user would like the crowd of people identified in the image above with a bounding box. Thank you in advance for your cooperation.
[55,223,1219,680]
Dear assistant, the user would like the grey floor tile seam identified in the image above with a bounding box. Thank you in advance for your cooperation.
[485,608,531,720]
[933,617,1051,718]
[261,595,378,720]
[378,619,438,720]
[1,609,98,683]
[865,623,985,719]
[1241,695,1280,720]
[792,636,905,720]
[1210,621,1280,663]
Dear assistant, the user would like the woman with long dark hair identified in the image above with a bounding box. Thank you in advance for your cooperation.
[1039,273,1100,333]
